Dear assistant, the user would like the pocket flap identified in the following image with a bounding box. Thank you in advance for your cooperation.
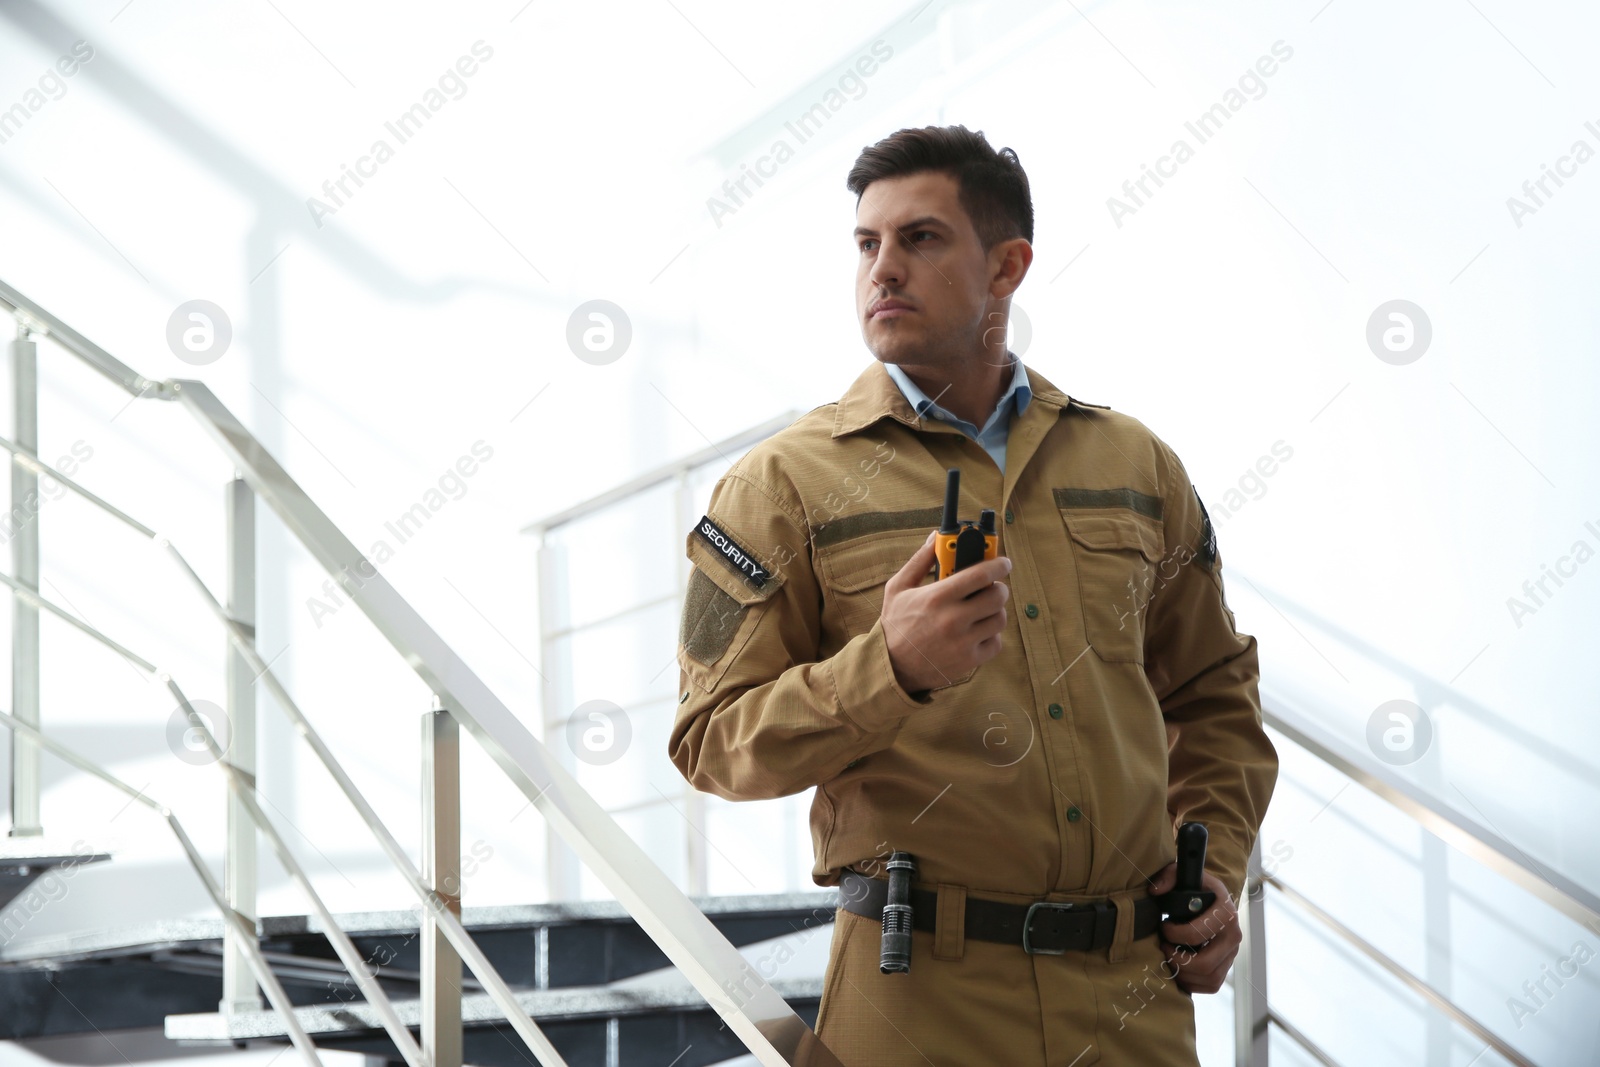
[820,530,932,593]
[1060,508,1164,563]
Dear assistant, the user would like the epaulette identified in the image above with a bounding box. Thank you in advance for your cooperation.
[1066,397,1111,411]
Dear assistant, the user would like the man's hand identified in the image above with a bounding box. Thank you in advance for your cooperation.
[1147,864,1240,994]
[881,531,1011,693]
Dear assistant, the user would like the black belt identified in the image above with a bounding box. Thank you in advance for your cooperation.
[838,869,1162,955]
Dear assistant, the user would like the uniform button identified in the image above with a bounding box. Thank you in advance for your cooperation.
[1048,703,1063,720]
[1004,509,1014,524]
[1024,603,1039,619]
[1066,806,1082,822]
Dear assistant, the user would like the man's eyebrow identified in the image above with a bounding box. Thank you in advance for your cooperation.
[852,216,950,239]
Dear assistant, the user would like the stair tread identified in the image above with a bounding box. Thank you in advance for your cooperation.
[164,973,827,1040]
[0,837,111,863]
[1,889,840,965]
[0,841,112,916]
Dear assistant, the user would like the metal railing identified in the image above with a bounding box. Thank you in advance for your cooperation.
[522,410,800,900]
[0,708,324,1060]
[1231,697,1600,1067]
[0,278,844,1067]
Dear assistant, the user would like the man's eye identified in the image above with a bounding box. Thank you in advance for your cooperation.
[859,233,933,251]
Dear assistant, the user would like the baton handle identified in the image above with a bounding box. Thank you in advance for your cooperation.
[1157,822,1217,952]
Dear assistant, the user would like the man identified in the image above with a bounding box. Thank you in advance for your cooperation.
[670,125,1277,1066]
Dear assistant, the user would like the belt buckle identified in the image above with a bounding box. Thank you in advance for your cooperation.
[1022,901,1076,955]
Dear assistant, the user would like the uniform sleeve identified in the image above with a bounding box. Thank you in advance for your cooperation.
[668,467,931,801]
[1142,441,1279,904]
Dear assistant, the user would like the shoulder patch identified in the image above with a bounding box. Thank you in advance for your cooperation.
[681,570,746,665]
[1194,488,1217,572]
[694,514,771,587]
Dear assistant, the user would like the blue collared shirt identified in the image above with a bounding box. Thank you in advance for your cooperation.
[884,352,1033,474]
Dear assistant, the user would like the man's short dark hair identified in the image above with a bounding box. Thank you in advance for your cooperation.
[846,124,1033,253]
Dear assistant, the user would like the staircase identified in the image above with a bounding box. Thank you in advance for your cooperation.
[2,891,833,1064]
[0,278,844,1067]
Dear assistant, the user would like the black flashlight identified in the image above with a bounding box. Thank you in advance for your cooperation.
[879,851,916,974]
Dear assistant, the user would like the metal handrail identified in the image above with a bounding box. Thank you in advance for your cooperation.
[522,405,802,898]
[161,541,573,1065]
[1265,872,1535,1067]
[1262,697,1600,929]
[0,279,169,400]
[2,278,842,1067]
[170,383,837,1066]
[0,407,572,1064]
[1243,696,1598,1067]
[170,676,431,1067]
[1265,1010,1340,1067]
[0,567,156,671]
[0,572,428,1067]
[0,709,322,1064]
[519,410,800,537]
[0,432,156,535]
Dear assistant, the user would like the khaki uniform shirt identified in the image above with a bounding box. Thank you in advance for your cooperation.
[670,360,1277,905]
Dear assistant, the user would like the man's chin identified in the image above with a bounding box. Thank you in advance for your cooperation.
[864,331,923,364]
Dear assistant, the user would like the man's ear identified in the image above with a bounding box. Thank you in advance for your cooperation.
[989,237,1033,297]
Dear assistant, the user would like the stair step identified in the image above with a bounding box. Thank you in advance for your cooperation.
[165,974,826,1067]
[165,974,825,1040]
[0,838,110,915]
[0,890,842,1046]
[1,890,837,965]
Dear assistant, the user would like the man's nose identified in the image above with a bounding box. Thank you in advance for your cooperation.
[868,246,905,290]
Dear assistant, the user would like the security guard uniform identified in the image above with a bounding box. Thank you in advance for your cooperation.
[670,358,1278,1066]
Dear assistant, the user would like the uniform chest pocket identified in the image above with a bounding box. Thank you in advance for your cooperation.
[817,530,931,639]
[820,529,986,691]
[1058,505,1165,665]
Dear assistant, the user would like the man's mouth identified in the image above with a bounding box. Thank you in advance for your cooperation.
[869,299,914,320]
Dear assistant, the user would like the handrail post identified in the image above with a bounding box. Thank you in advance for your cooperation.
[8,321,41,838]
[221,475,262,1012]
[422,699,463,1067]
[675,469,708,896]
[1235,837,1269,1067]
[535,533,578,901]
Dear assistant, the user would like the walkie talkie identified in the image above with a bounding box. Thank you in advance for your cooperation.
[933,468,997,580]
[1156,822,1218,953]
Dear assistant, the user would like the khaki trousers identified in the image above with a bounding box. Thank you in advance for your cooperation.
[813,888,1200,1067]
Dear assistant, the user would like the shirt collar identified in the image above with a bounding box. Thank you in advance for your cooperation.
[838,353,1068,440]
[883,352,1033,434]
